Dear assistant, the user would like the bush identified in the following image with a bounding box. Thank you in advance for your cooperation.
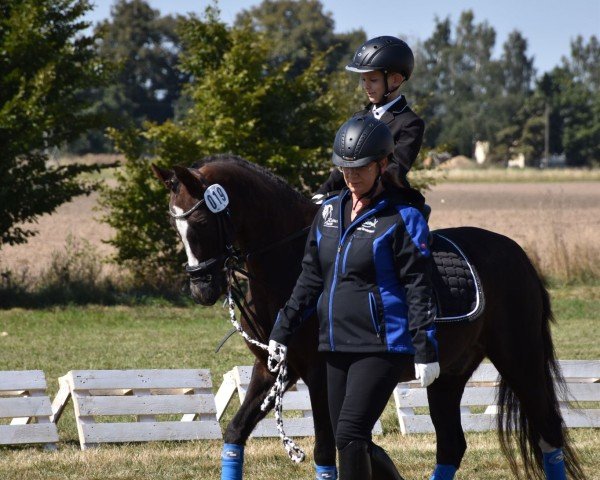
[99,7,350,281]
[0,235,190,308]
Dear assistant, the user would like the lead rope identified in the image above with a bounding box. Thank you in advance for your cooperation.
[225,274,306,464]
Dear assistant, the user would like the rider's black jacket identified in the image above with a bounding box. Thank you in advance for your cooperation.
[270,188,438,363]
[315,96,425,194]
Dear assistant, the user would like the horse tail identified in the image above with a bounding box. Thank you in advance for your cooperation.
[496,275,587,479]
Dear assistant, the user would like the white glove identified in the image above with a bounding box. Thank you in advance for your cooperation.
[415,362,440,388]
[267,339,287,373]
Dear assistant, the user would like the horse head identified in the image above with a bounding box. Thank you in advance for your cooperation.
[152,163,229,305]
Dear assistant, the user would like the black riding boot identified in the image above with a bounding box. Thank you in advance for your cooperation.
[338,440,372,480]
[369,442,405,480]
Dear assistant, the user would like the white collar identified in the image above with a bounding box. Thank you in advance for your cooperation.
[372,95,404,119]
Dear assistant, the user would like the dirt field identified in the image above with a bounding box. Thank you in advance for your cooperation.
[1,181,599,279]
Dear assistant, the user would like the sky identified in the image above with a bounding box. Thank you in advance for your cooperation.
[85,0,600,74]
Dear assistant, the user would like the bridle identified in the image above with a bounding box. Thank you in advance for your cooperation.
[168,176,310,346]
[167,173,308,463]
[169,182,238,285]
[168,176,310,288]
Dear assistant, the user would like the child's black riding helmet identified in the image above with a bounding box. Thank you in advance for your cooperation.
[346,36,414,80]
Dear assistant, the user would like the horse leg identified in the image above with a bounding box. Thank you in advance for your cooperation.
[302,359,338,479]
[221,359,298,480]
[426,362,481,480]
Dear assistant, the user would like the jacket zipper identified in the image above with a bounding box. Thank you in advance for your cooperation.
[327,192,388,351]
[341,236,353,274]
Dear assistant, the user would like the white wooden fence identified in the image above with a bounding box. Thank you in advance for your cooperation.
[51,369,222,449]
[0,360,597,449]
[0,370,59,449]
[394,360,600,434]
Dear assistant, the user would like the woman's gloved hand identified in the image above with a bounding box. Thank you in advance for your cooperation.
[415,362,440,387]
[267,339,288,373]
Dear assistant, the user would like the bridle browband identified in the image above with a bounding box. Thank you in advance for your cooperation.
[169,198,206,219]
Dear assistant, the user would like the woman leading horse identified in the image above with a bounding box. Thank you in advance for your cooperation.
[151,127,585,479]
[268,116,439,479]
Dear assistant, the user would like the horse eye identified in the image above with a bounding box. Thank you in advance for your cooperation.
[189,214,209,226]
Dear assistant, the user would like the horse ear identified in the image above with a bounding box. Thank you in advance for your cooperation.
[172,165,203,198]
[151,164,175,190]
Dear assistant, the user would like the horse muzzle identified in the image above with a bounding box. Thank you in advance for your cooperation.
[186,260,227,305]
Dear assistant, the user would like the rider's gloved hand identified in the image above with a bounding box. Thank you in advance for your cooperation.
[415,362,440,387]
[267,339,287,373]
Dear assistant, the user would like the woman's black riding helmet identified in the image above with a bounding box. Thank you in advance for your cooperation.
[332,116,394,168]
[345,35,414,80]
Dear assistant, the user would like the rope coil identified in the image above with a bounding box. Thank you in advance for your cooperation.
[226,280,306,463]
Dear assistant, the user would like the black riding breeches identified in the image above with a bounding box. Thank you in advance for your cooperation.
[325,352,413,450]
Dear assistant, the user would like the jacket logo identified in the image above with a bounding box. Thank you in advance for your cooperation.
[357,217,378,233]
[322,204,338,228]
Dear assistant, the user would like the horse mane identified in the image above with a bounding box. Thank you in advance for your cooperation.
[191,154,312,206]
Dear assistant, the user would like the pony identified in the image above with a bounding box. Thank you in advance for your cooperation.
[151,155,585,480]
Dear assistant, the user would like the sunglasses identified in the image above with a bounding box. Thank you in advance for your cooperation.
[337,163,376,175]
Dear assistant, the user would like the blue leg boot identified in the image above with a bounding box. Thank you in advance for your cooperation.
[221,443,244,480]
[543,448,567,480]
[315,464,338,479]
[430,464,457,480]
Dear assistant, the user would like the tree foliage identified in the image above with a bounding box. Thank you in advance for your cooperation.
[555,36,600,166]
[234,0,365,76]
[405,11,529,157]
[0,0,106,247]
[100,5,347,276]
[403,11,597,166]
[70,0,187,153]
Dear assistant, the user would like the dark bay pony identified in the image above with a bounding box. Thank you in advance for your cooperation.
[152,155,584,480]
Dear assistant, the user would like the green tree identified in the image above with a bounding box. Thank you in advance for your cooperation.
[520,37,599,167]
[0,0,106,247]
[484,30,536,162]
[501,30,534,96]
[406,11,504,156]
[406,13,543,163]
[557,36,600,166]
[234,0,365,77]
[70,0,187,153]
[404,18,452,150]
[100,6,344,277]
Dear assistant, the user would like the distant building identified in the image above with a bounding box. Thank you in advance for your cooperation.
[474,141,489,165]
[507,153,525,169]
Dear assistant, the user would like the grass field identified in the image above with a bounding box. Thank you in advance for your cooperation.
[0,286,598,479]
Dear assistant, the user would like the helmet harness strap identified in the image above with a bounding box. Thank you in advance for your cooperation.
[382,70,404,99]
[352,162,383,210]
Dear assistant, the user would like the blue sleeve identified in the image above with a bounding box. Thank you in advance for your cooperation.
[394,206,438,363]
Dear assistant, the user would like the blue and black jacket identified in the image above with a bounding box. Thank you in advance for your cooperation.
[270,188,438,363]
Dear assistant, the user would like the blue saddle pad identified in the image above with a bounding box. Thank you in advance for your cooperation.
[431,233,484,323]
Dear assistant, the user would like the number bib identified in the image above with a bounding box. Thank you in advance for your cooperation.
[204,184,229,213]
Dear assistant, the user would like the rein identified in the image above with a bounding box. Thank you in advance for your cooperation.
[169,177,309,463]
[225,270,306,463]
